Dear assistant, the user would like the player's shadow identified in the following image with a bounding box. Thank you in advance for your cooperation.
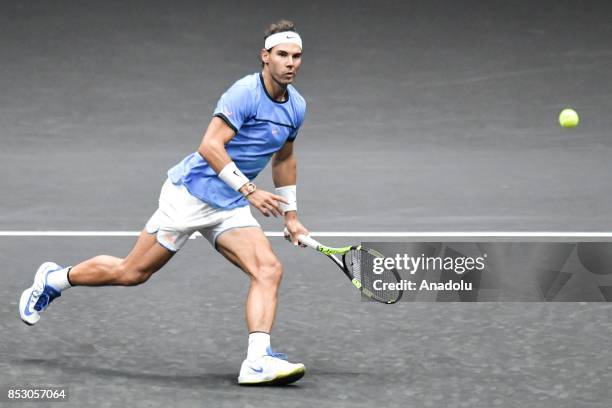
[15,358,302,388]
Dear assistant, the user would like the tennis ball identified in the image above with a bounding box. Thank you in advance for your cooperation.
[559,108,579,128]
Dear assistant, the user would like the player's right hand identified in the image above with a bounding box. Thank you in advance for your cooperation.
[246,189,288,217]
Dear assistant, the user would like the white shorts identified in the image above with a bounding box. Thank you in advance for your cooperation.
[145,179,260,252]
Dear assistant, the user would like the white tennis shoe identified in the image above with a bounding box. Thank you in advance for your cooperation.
[238,347,305,385]
[19,262,64,326]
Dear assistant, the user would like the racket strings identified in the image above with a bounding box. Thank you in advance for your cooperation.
[349,249,362,282]
[346,249,402,303]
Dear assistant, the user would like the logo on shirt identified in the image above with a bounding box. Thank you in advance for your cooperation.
[271,127,279,135]
[224,109,233,117]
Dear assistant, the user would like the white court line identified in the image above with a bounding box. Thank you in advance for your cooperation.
[1,231,612,238]
[0,231,141,237]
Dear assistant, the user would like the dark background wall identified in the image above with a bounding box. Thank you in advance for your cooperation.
[1,0,611,232]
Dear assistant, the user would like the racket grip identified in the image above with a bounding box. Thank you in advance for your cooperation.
[296,234,321,250]
[283,228,320,250]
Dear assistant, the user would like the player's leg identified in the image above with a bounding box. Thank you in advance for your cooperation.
[215,224,305,385]
[67,229,174,286]
[19,229,176,325]
[19,179,192,326]
[216,227,282,333]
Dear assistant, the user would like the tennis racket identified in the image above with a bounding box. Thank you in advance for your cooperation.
[294,233,403,304]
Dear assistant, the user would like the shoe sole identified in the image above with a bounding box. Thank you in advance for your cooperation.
[18,262,58,326]
[19,288,38,326]
[238,365,305,386]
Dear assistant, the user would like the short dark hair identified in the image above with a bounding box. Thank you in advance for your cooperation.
[264,20,297,43]
[262,20,298,66]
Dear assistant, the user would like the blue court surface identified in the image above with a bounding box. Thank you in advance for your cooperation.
[2,1,612,407]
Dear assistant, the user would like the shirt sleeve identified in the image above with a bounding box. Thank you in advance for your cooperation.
[213,84,254,133]
[287,129,298,142]
[287,101,306,141]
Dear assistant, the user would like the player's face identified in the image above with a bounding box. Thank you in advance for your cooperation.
[262,43,302,85]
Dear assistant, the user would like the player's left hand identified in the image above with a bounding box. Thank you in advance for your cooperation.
[284,215,308,247]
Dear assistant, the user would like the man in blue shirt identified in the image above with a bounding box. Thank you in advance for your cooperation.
[19,20,309,386]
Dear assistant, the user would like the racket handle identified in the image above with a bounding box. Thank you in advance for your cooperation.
[296,234,321,250]
[283,228,321,250]
[283,228,320,249]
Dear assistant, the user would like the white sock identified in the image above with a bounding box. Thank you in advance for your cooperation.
[247,332,270,360]
[47,267,72,291]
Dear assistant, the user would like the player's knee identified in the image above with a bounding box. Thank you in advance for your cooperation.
[123,271,152,286]
[115,263,152,286]
[253,258,283,286]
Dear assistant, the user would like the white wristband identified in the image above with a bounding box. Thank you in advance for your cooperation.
[218,162,249,191]
[275,185,297,213]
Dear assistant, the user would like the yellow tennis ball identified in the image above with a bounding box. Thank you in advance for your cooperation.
[559,108,579,128]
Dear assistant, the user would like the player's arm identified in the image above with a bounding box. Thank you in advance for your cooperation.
[198,117,236,170]
[271,138,296,186]
[272,140,309,245]
[198,117,287,217]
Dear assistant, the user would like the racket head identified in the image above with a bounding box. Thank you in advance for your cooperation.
[342,247,403,304]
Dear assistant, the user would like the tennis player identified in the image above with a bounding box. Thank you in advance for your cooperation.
[19,20,309,386]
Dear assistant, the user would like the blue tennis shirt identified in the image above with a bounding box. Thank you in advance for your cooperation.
[167,73,306,209]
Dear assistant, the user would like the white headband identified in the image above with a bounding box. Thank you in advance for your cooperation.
[264,31,302,50]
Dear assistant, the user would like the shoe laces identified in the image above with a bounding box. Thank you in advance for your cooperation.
[266,346,287,360]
